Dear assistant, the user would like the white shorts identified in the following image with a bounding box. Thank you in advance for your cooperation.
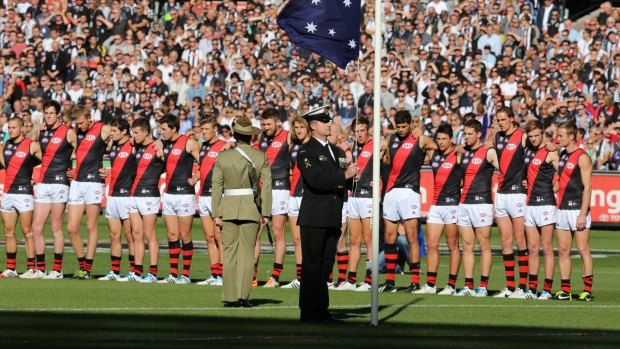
[427,205,458,225]
[272,189,290,216]
[105,196,132,220]
[383,188,421,221]
[556,209,591,232]
[0,193,34,213]
[162,193,195,217]
[68,181,105,205]
[34,183,69,204]
[458,203,494,228]
[287,196,302,217]
[348,197,373,219]
[199,196,213,217]
[129,197,161,216]
[494,193,527,218]
[342,201,349,225]
[524,205,557,227]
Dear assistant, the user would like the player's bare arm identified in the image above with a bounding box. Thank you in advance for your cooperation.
[100,124,112,143]
[578,153,593,231]
[31,141,43,161]
[486,148,499,169]
[187,138,201,186]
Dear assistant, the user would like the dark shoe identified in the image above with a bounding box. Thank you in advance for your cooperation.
[321,314,345,325]
[238,299,254,308]
[223,301,240,308]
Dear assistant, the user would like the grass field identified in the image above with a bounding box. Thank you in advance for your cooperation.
[0,216,619,348]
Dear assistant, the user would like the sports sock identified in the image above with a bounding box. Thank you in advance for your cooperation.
[426,271,437,287]
[168,240,181,277]
[517,249,529,290]
[296,263,302,281]
[5,252,16,270]
[134,264,143,276]
[448,274,458,288]
[181,241,194,277]
[409,262,421,285]
[364,267,372,284]
[347,271,357,284]
[543,278,553,293]
[111,255,121,274]
[528,274,538,293]
[84,259,93,273]
[149,264,158,276]
[210,263,219,278]
[328,272,333,283]
[271,263,283,282]
[26,257,35,270]
[53,253,63,272]
[480,275,489,288]
[561,278,571,294]
[217,263,223,277]
[384,243,397,285]
[582,275,593,293]
[465,278,474,290]
[36,254,46,272]
[129,254,135,273]
[336,251,349,283]
[502,253,516,291]
[77,256,86,270]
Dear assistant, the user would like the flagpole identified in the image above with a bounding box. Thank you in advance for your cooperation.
[370,0,383,327]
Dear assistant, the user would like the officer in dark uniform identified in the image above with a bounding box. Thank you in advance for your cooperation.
[297,106,358,324]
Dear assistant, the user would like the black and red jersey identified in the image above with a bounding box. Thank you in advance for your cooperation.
[495,128,526,194]
[108,140,136,197]
[385,133,425,193]
[259,130,290,190]
[75,122,106,183]
[3,138,37,194]
[351,139,375,198]
[38,124,73,185]
[524,146,556,206]
[557,148,587,210]
[199,139,226,196]
[163,135,195,194]
[132,142,165,197]
[430,149,463,206]
[460,146,494,204]
[290,142,303,197]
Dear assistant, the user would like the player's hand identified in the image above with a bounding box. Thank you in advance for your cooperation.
[130,137,135,146]
[187,176,198,186]
[153,140,163,152]
[521,180,528,189]
[98,168,110,179]
[214,217,223,228]
[411,127,423,138]
[576,214,587,231]
[66,169,74,180]
[544,142,558,152]
[454,144,465,155]
[345,162,359,179]
[222,141,236,150]
[260,216,270,225]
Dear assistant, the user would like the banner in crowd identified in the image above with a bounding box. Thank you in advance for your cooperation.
[0,168,618,225]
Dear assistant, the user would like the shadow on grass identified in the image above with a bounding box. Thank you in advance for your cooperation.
[0,311,619,348]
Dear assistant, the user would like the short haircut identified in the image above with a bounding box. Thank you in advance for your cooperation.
[496,106,515,119]
[9,117,24,127]
[132,117,151,133]
[200,116,218,128]
[435,123,453,139]
[110,117,130,133]
[43,100,61,114]
[71,105,90,121]
[159,113,179,132]
[394,110,412,125]
[260,107,280,120]
[351,116,370,130]
[558,121,578,138]
[525,119,543,133]
[464,119,482,133]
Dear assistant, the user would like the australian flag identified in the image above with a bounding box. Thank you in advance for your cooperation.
[277,0,361,69]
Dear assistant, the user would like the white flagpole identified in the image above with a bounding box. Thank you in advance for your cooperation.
[370,0,383,327]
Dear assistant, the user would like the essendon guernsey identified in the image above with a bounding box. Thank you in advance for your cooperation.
[39,124,72,185]
[290,143,303,197]
[460,146,494,204]
[259,130,290,190]
[385,134,425,193]
[163,135,195,194]
[108,141,136,197]
[557,148,586,210]
[75,122,106,183]
[351,140,375,198]
[524,147,556,206]
[3,138,36,194]
[132,142,165,197]
[495,128,526,194]
[199,139,226,196]
[430,149,463,205]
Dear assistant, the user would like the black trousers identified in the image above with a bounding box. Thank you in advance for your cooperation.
[299,226,341,322]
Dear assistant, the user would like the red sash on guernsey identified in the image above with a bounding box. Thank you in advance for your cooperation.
[165,135,188,192]
[199,140,226,194]
[356,140,374,174]
[74,122,103,178]
[557,148,585,209]
[38,125,69,183]
[4,139,32,194]
[432,151,456,205]
[460,146,488,204]
[526,148,549,204]
[498,129,524,188]
[290,163,301,196]
[386,134,418,193]
[265,130,288,166]
[108,141,134,196]
[131,142,157,196]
